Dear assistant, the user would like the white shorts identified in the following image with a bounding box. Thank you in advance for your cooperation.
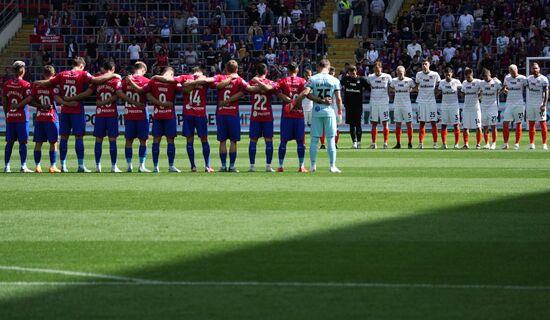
[482,109,498,126]
[502,104,525,123]
[440,108,460,125]
[311,115,337,138]
[461,110,481,129]
[417,102,438,122]
[369,103,389,123]
[393,106,413,123]
[304,110,312,125]
[526,107,547,122]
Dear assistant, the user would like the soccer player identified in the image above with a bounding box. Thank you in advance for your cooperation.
[117,61,151,172]
[389,66,415,149]
[460,68,482,149]
[366,61,392,149]
[437,67,462,149]
[302,68,313,128]
[31,65,71,173]
[90,61,122,172]
[35,56,118,172]
[128,67,181,172]
[501,64,527,150]
[319,68,341,149]
[525,62,549,150]
[152,66,217,172]
[214,60,249,172]
[276,62,308,172]
[415,59,441,149]
[341,65,368,149]
[304,59,343,173]
[478,68,502,150]
[2,61,32,173]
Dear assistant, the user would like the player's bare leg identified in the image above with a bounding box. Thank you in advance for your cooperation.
[453,124,460,149]
[75,135,89,173]
[219,140,228,171]
[229,140,239,172]
[199,136,214,172]
[167,136,180,172]
[370,121,378,149]
[441,124,448,149]
[382,120,389,149]
[248,137,258,172]
[394,122,402,149]
[265,137,274,172]
[418,121,426,149]
[430,121,439,148]
[109,136,121,173]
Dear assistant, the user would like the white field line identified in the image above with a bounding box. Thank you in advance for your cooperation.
[1,266,550,291]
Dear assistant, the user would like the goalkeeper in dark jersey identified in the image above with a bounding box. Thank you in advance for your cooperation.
[340,66,368,148]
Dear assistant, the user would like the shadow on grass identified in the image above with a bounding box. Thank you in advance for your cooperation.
[1,191,550,319]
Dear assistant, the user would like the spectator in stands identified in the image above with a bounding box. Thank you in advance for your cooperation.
[184,46,198,67]
[212,5,226,27]
[355,41,365,64]
[352,0,366,38]
[265,48,277,67]
[337,0,352,38]
[237,40,249,60]
[305,22,318,53]
[441,11,455,33]
[187,11,199,35]
[110,28,124,50]
[49,11,61,35]
[85,37,99,67]
[248,21,264,43]
[496,30,509,55]
[204,46,217,73]
[42,47,52,66]
[154,48,169,68]
[292,21,305,47]
[277,44,291,65]
[85,11,99,36]
[406,38,422,58]
[458,9,474,35]
[160,16,172,43]
[216,34,228,49]
[128,39,141,64]
[266,31,279,49]
[411,10,425,38]
[443,41,456,63]
[278,29,292,48]
[261,5,275,26]
[173,12,186,43]
[118,11,130,32]
[225,36,238,58]
[246,3,261,26]
[277,11,292,34]
[290,4,303,23]
[370,0,385,33]
[200,27,215,50]
[365,43,379,67]
[313,16,326,35]
[510,31,526,51]
[221,24,233,37]
[257,0,267,17]
[65,37,78,63]
[272,0,289,18]
[103,10,119,41]
[34,15,50,35]
[147,15,158,34]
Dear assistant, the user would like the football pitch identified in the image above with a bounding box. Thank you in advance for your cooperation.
[0,134,549,319]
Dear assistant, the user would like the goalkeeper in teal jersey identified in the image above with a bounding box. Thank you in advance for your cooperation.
[304,59,344,173]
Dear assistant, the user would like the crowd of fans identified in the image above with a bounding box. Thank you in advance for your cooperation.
[352,0,550,83]
[23,0,326,85]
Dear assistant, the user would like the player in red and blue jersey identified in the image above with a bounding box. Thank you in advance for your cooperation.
[2,61,32,173]
[35,57,119,173]
[117,61,150,173]
[30,65,73,173]
[213,60,250,172]
[152,66,216,172]
[129,67,181,173]
[222,63,279,172]
[276,62,308,172]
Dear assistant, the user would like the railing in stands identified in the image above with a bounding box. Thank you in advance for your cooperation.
[0,0,19,33]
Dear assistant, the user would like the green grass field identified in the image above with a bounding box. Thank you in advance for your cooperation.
[1,134,549,319]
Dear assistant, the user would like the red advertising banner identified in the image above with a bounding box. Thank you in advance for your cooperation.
[29,35,63,44]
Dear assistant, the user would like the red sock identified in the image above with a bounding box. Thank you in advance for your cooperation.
[454,125,460,145]
[483,130,489,144]
[491,127,497,143]
[371,125,378,143]
[320,133,325,145]
[383,126,389,143]
[395,125,402,143]
[541,121,548,144]
[419,123,426,143]
[463,130,469,145]
[431,122,438,143]
[503,123,510,143]
[476,130,482,145]
[515,123,522,144]
[406,123,413,143]
[335,130,340,145]
[441,127,447,145]
[529,121,536,144]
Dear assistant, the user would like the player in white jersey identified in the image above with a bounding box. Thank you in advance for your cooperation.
[304,59,343,173]
[460,68,482,149]
[389,66,415,149]
[526,62,549,150]
[302,68,313,127]
[478,68,502,150]
[437,67,462,149]
[501,64,527,150]
[415,60,441,149]
[366,61,392,149]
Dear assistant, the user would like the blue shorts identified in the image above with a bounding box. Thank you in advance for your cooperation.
[249,120,274,139]
[280,117,305,142]
[216,114,240,141]
[34,121,59,143]
[6,122,29,143]
[125,119,150,140]
[94,117,119,138]
[152,117,177,138]
[182,115,208,138]
[59,113,86,136]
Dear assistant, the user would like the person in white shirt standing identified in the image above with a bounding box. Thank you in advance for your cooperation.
[302,68,313,127]
[478,68,502,149]
[366,61,392,149]
[460,68,482,149]
[389,66,415,149]
[437,68,462,149]
[501,64,527,150]
[127,40,141,64]
[415,59,440,148]
[526,62,549,150]
[457,10,474,35]
[406,39,422,59]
